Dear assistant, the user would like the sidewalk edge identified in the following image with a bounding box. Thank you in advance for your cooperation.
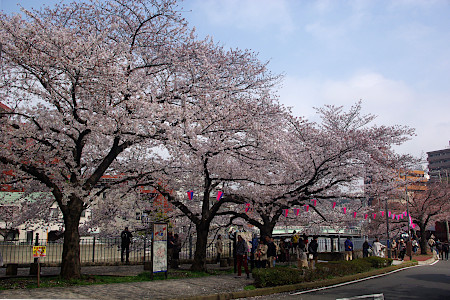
[172,261,418,300]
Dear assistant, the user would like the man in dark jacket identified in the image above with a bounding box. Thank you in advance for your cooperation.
[235,235,250,278]
[308,236,319,269]
[265,236,277,268]
[363,239,372,257]
[121,227,133,263]
[344,237,353,261]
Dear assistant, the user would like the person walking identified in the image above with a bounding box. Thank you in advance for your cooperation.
[373,238,385,258]
[292,230,300,256]
[344,237,353,261]
[172,233,181,269]
[297,235,307,268]
[215,234,223,264]
[391,239,398,259]
[428,235,436,257]
[265,236,277,268]
[412,239,419,254]
[120,227,133,263]
[250,234,259,270]
[398,239,407,261]
[442,241,449,261]
[362,239,372,258]
[255,238,268,268]
[436,239,443,259]
[235,235,250,278]
[308,236,319,269]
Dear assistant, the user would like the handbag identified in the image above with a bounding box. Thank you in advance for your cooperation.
[308,254,313,260]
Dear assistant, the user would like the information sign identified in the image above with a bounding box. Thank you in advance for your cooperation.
[33,246,46,258]
[152,223,167,273]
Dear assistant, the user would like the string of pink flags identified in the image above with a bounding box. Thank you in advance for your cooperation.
[186,191,417,229]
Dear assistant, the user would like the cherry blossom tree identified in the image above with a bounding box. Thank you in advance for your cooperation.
[223,102,415,238]
[0,0,286,275]
[408,182,450,254]
[136,45,285,271]
[0,0,201,279]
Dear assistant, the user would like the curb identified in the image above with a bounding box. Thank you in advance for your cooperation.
[172,261,419,300]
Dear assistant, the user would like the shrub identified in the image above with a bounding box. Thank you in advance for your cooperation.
[252,267,303,288]
[362,256,393,268]
[252,257,393,288]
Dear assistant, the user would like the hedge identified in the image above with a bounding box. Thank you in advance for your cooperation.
[252,257,393,288]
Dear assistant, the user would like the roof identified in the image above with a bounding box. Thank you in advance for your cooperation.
[0,192,54,205]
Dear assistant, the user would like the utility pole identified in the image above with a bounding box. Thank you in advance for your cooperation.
[385,196,391,258]
[405,172,412,261]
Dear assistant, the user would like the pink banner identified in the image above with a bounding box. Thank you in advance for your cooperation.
[388,211,391,217]
[216,191,223,201]
[373,213,377,219]
[245,203,250,213]
[364,214,368,219]
[304,204,309,212]
[353,212,357,218]
[333,202,336,209]
[342,207,347,214]
[311,199,317,206]
[295,208,300,216]
[381,211,385,217]
[187,190,193,200]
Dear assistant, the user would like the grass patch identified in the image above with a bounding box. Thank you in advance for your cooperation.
[0,268,232,290]
[244,285,256,291]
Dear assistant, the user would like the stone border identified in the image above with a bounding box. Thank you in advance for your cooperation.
[173,261,420,300]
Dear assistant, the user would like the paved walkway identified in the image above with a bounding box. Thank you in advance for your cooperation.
[0,263,250,299]
[0,257,436,299]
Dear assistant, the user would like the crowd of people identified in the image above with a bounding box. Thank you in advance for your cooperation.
[427,235,449,261]
[118,226,450,274]
[225,231,321,277]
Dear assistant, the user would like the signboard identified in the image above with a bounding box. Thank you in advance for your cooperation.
[33,246,46,258]
[152,223,167,273]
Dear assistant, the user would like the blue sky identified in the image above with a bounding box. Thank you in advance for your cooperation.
[2,0,450,159]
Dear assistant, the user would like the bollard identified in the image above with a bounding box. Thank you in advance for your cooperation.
[220,258,228,267]
[6,264,18,276]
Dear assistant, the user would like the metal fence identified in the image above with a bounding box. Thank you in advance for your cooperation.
[0,236,363,266]
[0,238,233,265]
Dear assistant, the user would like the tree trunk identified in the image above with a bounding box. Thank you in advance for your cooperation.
[190,223,209,272]
[60,196,84,279]
[419,224,428,255]
[259,222,276,239]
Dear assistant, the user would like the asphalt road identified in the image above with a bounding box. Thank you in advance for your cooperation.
[249,260,449,300]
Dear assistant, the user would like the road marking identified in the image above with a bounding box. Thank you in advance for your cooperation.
[336,293,384,300]
[429,259,439,266]
[291,264,422,295]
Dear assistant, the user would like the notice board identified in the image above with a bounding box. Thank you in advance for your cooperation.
[152,223,168,273]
